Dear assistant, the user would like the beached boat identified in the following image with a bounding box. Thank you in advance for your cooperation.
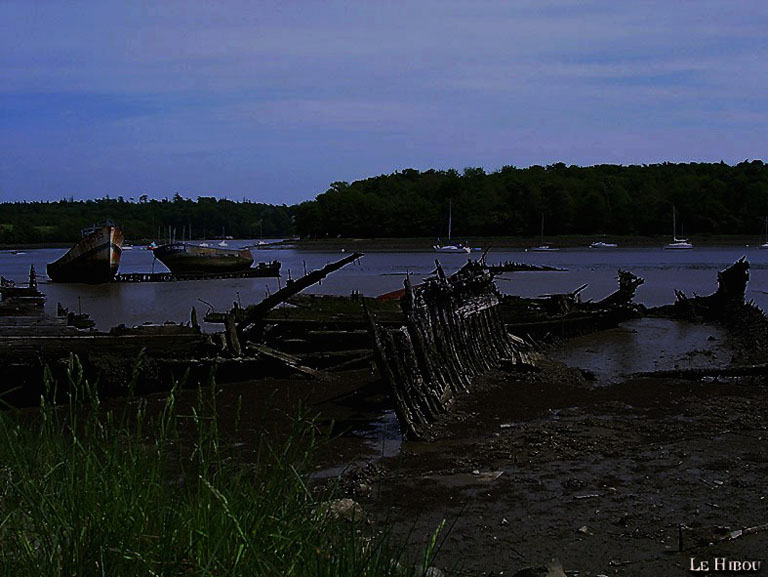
[152,242,255,274]
[47,223,124,283]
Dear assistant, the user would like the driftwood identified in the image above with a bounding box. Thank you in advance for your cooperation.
[591,270,645,309]
[369,260,537,440]
[653,257,749,321]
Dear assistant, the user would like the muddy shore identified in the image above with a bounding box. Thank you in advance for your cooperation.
[177,331,766,577]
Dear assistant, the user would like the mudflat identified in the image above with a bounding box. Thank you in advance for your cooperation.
[351,360,767,576]
[198,350,766,576]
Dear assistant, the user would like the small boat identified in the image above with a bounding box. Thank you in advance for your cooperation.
[663,206,693,250]
[434,200,472,253]
[531,213,559,251]
[589,241,618,249]
[434,242,471,254]
[47,223,124,283]
[152,242,255,274]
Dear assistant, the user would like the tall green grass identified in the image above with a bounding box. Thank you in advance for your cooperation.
[0,356,441,576]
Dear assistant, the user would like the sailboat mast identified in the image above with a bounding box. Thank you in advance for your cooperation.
[672,205,683,241]
[448,199,452,242]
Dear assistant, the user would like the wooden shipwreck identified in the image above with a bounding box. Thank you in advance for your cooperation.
[0,253,365,405]
[368,260,538,440]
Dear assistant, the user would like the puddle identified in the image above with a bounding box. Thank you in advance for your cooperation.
[551,317,732,385]
[311,410,402,479]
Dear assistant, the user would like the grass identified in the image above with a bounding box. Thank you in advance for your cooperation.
[0,356,442,576]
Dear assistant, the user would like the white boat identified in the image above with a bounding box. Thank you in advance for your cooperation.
[434,200,471,253]
[531,213,559,251]
[589,241,618,249]
[664,206,693,250]
[435,243,471,253]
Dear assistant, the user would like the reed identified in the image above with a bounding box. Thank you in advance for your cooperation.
[0,355,440,576]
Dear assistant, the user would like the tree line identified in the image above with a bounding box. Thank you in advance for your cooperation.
[0,195,292,244]
[293,161,768,239]
[2,161,767,244]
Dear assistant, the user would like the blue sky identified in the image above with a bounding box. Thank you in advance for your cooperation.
[1,1,766,204]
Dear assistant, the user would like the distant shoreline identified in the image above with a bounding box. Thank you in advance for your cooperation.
[2,235,766,252]
[277,235,766,251]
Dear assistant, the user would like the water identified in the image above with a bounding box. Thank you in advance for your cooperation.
[552,317,732,386]
[2,242,767,330]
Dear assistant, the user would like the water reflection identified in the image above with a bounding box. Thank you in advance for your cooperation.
[551,317,732,386]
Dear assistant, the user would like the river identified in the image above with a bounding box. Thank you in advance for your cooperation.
[2,241,767,331]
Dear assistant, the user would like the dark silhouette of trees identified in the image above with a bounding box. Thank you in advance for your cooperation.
[0,196,292,244]
[2,161,768,244]
[293,161,768,239]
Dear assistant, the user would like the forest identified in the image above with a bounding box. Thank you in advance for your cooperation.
[293,161,768,239]
[0,195,292,244]
[1,161,768,244]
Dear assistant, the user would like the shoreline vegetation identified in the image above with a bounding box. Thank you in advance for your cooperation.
[2,161,768,245]
[0,358,441,576]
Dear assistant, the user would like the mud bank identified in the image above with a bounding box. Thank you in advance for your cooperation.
[340,359,767,576]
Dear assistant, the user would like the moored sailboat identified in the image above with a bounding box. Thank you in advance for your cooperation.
[531,213,559,251]
[663,206,693,250]
[434,199,471,253]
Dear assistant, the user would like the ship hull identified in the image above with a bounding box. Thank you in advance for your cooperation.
[47,225,124,284]
[153,243,255,274]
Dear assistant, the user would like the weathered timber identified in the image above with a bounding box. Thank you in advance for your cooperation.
[498,269,645,340]
[649,258,768,364]
[591,270,645,309]
[651,257,749,322]
[113,260,280,282]
[204,252,363,354]
[369,260,537,440]
[488,261,566,273]
[0,265,45,314]
[246,343,325,379]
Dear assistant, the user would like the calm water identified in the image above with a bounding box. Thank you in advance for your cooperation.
[2,241,768,331]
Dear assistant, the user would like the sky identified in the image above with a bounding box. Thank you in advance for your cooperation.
[1,1,766,204]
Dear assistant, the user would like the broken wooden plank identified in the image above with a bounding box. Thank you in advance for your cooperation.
[247,343,326,379]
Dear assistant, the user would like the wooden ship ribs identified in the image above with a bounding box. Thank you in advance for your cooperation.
[369,260,537,440]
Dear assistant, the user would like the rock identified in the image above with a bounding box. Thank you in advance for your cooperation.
[313,498,365,523]
[425,567,445,577]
